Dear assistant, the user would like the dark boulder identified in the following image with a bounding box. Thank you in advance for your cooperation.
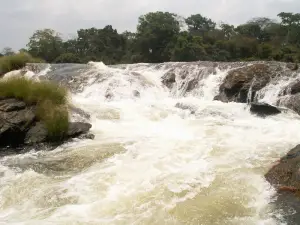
[265,144,300,192]
[215,64,273,103]
[162,71,176,89]
[0,99,36,147]
[250,103,281,117]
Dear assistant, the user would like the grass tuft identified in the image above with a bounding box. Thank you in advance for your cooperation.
[0,77,69,141]
[0,53,44,76]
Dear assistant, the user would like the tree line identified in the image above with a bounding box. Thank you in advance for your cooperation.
[1,11,300,64]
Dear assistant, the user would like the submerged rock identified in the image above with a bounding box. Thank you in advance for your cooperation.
[250,103,281,117]
[175,102,197,114]
[133,90,140,97]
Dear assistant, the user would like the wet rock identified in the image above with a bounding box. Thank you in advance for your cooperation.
[0,98,26,112]
[162,71,176,89]
[25,122,47,144]
[250,103,281,117]
[282,80,300,95]
[67,122,92,138]
[215,64,273,103]
[278,93,300,115]
[133,90,140,97]
[70,106,91,120]
[0,99,36,147]
[287,63,299,71]
[186,78,198,92]
[78,133,95,140]
[175,103,197,114]
[105,90,114,100]
[265,144,300,192]
[180,70,189,79]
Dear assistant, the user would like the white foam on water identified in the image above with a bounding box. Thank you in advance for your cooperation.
[1,62,300,225]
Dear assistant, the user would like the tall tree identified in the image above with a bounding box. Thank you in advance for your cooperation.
[185,14,216,35]
[27,29,63,62]
[136,11,180,62]
[171,31,206,61]
[2,47,15,56]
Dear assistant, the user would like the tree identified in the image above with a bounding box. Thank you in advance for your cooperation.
[186,14,216,35]
[136,11,180,62]
[235,23,262,40]
[171,32,206,61]
[2,47,15,56]
[220,23,235,40]
[278,12,300,44]
[27,29,63,62]
[75,25,126,64]
[258,43,273,59]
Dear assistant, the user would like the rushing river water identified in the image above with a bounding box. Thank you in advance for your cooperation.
[1,62,300,224]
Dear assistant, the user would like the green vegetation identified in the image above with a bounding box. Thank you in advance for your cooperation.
[0,77,69,140]
[3,11,300,64]
[0,53,43,75]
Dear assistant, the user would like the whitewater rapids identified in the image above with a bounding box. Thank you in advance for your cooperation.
[1,62,300,225]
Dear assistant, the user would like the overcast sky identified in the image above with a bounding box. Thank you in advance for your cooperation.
[1,0,299,50]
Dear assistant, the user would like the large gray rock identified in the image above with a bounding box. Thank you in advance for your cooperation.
[215,64,274,103]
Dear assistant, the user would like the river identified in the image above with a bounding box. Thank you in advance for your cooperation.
[1,61,300,224]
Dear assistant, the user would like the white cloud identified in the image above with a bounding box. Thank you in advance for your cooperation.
[0,0,299,50]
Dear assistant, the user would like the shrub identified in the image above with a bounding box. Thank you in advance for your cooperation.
[0,77,69,140]
[54,53,80,63]
[0,53,44,76]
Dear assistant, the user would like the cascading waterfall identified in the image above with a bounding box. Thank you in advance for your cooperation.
[1,61,300,225]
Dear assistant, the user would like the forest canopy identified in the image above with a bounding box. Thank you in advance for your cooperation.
[2,11,300,64]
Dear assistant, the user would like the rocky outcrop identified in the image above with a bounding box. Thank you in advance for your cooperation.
[265,144,300,193]
[250,103,281,117]
[162,71,176,89]
[0,98,93,149]
[214,64,275,103]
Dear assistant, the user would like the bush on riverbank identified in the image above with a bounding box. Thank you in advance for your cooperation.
[0,77,69,140]
[0,53,44,76]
